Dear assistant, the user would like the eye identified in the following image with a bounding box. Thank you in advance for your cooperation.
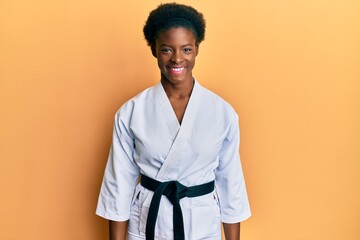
[160,48,172,53]
[183,48,192,53]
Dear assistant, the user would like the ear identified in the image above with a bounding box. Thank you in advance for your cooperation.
[151,45,157,58]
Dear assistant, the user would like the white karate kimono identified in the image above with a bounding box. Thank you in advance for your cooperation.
[96,80,251,240]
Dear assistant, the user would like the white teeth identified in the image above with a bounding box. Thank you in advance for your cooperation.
[171,67,184,72]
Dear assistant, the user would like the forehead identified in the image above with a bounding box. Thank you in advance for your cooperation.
[156,27,196,45]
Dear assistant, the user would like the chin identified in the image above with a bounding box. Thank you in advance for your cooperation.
[161,72,192,85]
[170,78,188,84]
[162,75,181,83]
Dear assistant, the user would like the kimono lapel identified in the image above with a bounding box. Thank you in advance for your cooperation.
[154,80,203,181]
[153,82,181,140]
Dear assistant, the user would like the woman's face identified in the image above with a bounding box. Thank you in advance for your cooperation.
[155,27,198,86]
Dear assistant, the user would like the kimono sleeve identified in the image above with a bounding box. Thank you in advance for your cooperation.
[215,112,251,223]
[96,107,140,221]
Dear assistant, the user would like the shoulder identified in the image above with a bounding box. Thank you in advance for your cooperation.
[116,84,156,113]
[197,81,238,122]
[114,84,157,121]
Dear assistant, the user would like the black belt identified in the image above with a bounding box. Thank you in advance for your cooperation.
[140,174,215,240]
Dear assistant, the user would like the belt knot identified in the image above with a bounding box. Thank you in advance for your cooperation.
[140,174,215,240]
[163,181,187,201]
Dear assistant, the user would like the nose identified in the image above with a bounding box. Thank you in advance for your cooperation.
[170,50,183,63]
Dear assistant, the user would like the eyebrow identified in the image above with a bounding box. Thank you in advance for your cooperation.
[159,43,194,48]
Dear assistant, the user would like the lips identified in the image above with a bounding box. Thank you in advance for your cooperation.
[167,66,185,74]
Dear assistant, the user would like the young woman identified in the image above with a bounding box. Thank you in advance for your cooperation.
[96,3,251,240]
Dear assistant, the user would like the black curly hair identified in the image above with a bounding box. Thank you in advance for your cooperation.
[143,3,206,54]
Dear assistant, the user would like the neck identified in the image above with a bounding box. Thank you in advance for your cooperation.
[161,78,194,99]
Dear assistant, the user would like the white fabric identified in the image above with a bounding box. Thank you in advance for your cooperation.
[96,80,251,239]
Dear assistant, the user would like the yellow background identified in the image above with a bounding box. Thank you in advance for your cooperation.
[1,0,359,239]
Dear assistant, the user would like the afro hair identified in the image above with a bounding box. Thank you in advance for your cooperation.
[143,3,206,51]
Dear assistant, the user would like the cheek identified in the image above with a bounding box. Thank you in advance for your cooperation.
[188,56,196,68]
[157,60,169,75]
[156,58,166,68]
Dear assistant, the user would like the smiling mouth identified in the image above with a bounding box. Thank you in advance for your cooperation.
[168,67,185,72]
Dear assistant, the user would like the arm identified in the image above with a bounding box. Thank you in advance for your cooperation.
[109,220,128,240]
[96,107,139,233]
[223,222,240,240]
[216,112,250,238]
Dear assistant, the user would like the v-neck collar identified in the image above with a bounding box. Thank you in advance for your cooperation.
[153,79,203,181]
[153,79,202,138]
